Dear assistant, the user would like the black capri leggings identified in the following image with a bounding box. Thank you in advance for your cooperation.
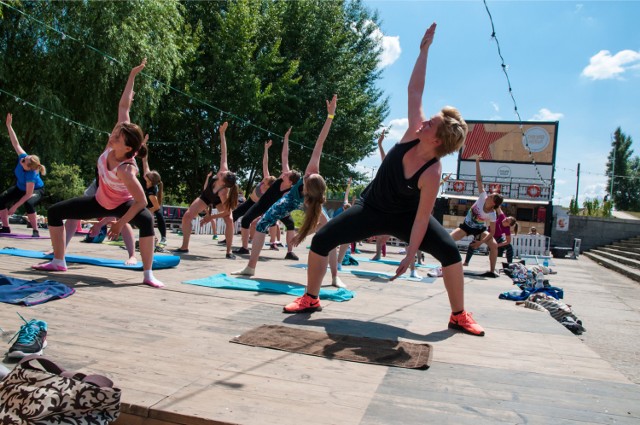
[240,181,286,229]
[232,198,255,223]
[48,196,155,238]
[0,186,45,214]
[311,201,461,267]
[153,208,167,239]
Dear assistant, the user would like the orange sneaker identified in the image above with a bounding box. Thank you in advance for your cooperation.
[448,311,485,336]
[283,294,322,314]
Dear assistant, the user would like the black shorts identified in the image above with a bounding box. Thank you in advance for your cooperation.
[459,222,487,237]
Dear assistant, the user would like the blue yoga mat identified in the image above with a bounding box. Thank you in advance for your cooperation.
[0,274,75,306]
[287,264,434,283]
[183,273,354,302]
[0,248,180,270]
[352,257,436,269]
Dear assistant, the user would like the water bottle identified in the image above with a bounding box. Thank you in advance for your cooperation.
[535,272,544,289]
[543,258,549,268]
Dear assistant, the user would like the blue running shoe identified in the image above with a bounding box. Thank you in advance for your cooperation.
[7,313,48,358]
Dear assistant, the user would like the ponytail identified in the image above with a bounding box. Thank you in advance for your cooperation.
[292,175,326,246]
[38,164,47,176]
[157,181,163,207]
[28,155,46,176]
[224,184,239,212]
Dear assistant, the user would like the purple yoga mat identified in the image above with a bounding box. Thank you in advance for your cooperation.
[0,233,50,239]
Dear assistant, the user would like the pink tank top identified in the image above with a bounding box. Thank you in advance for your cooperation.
[95,148,138,210]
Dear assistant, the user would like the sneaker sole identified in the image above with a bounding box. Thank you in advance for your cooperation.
[8,340,48,358]
[448,322,485,336]
[282,305,322,314]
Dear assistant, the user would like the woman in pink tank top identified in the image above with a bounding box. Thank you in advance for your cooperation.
[33,59,164,288]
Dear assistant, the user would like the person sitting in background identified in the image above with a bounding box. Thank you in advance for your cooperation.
[528,227,538,235]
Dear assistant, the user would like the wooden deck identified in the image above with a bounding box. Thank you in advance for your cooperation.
[1,228,639,424]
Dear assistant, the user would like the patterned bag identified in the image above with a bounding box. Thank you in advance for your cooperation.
[0,355,121,424]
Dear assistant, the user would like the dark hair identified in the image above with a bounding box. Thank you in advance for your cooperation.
[146,171,163,206]
[492,193,504,209]
[116,122,146,159]
[289,171,301,184]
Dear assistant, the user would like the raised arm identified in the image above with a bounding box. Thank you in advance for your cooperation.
[305,94,337,176]
[475,156,484,193]
[281,127,292,175]
[5,113,25,156]
[141,134,151,176]
[118,58,147,124]
[218,121,229,173]
[343,177,352,205]
[377,129,386,161]
[400,23,436,143]
[263,139,272,178]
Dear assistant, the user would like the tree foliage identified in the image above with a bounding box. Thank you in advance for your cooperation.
[1,0,388,206]
[606,127,640,211]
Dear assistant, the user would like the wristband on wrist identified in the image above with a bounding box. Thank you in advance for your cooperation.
[327,114,335,119]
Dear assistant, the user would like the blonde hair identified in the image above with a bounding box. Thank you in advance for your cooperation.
[435,106,468,157]
[27,155,47,176]
[263,176,277,187]
[293,174,326,245]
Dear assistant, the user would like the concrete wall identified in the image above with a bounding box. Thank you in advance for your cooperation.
[551,215,640,252]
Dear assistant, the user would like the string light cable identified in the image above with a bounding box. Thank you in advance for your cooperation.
[483,0,547,185]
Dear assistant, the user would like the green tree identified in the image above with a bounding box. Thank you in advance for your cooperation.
[606,127,636,210]
[44,162,86,205]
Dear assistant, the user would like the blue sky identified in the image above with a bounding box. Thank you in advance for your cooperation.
[358,0,640,207]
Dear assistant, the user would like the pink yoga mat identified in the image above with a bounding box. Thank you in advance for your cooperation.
[0,233,50,239]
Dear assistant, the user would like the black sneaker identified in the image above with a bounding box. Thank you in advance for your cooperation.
[276,242,285,247]
[217,239,227,245]
[0,226,10,233]
[32,230,40,238]
[8,314,48,358]
[269,243,279,251]
[226,253,237,260]
[233,247,250,255]
[284,251,299,261]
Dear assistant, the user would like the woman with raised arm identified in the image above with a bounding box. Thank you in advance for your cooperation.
[174,122,239,258]
[232,127,300,260]
[1,114,46,236]
[229,139,277,245]
[233,95,344,289]
[32,59,165,288]
[450,155,501,276]
[141,135,167,244]
[370,129,391,261]
[282,24,485,336]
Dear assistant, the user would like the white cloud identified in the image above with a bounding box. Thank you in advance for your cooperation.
[490,101,500,112]
[574,4,583,13]
[582,49,640,80]
[385,118,408,142]
[363,20,401,69]
[531,108,564,121]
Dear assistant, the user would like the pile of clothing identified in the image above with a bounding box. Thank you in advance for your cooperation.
[500,262,586,335]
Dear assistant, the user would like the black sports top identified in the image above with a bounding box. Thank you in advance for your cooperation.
[200,175,223,207]
[361,139,439,214]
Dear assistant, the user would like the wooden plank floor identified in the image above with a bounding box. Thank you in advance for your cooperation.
[1,228,639,424]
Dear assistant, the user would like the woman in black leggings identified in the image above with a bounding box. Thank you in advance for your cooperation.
[232,127,300,259]
[283,23,485,337]
[141,136,167,244]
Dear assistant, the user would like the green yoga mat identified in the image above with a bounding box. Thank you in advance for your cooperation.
[182,273,354,301]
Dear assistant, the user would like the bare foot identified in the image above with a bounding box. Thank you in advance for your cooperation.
[125,256,138,266]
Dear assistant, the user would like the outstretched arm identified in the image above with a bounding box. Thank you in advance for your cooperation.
[400,23,436,143]
[343,177,352,205]
[305,94,337,176]
[475,155,484,193]
[263,139,272,178]
[281,127,292,175]
[218,121,229,173]
[377,129,386,161]
[5,113,25,156]
[118,58,147,124]
[141,134,151,176]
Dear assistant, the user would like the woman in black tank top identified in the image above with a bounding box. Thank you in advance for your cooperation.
[174,122,239,257]
[282,23,485,337]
